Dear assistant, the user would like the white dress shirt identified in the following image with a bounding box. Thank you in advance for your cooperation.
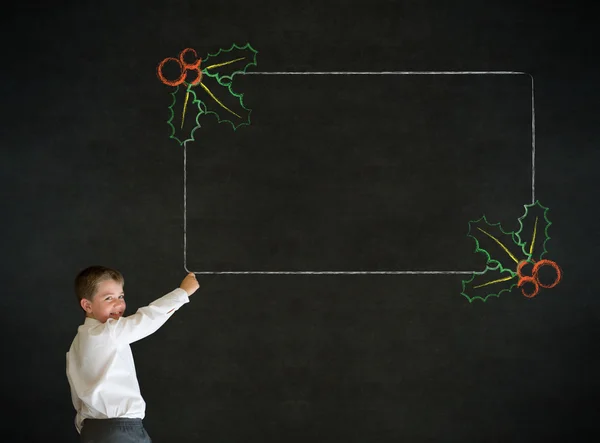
[66,288,190,433]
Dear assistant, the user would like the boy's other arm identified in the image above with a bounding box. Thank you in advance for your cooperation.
[107,273,200,344]
[66,355,83,413]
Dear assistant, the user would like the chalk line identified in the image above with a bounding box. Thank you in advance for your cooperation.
[184,141,188,273]
[184,71,535,275]
[243,71,528,75]
[189,270,475,275]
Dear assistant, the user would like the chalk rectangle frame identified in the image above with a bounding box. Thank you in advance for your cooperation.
[183,71,535,275]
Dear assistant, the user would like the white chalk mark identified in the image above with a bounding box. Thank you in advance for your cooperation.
[183,141,190,274]
[530,74,536,204]
[190,271,476,275]
[184,71,535,274]
[243,71,528,75]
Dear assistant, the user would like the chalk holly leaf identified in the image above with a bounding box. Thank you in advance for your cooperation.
[188,80,251,131]
[202,43,258,86]
[515,201,552,262]
[467,216,523,273]
[166,85,203,146]
[461,263,518,302]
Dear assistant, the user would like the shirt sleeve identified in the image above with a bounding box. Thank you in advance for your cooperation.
[105,288,190,344]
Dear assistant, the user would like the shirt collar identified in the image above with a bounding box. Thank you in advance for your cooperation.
[83,316,102,326]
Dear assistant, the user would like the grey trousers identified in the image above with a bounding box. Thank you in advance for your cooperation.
[80,418,152,443]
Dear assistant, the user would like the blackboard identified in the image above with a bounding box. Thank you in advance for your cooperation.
[2,1,598,442]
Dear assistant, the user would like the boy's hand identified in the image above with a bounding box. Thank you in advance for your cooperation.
[180,272,200,296]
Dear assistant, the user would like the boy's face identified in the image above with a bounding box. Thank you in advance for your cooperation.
[80,278,126,323]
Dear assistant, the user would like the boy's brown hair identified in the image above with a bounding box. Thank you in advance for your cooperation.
[74,266,124,303]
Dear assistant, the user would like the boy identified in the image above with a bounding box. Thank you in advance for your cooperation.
[66,266,200,442]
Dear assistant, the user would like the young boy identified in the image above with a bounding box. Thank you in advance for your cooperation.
[66,265,199,442]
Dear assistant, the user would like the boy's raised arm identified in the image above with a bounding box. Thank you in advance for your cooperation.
[106,273,199,344]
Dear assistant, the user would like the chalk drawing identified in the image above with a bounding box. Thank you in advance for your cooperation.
[461,201,562,302]
[181,70,536,276]
[156,47,559,291]
[157,44,258,145]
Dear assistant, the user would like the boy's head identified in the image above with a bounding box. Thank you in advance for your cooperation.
[75,266,126,323]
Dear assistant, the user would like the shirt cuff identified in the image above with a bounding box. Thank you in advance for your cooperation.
[172,287,191,303]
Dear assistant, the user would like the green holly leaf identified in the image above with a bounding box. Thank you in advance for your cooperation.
[202,43,258,86]
[467,216,523,273]
[515,201,552,262]
[188,78,252,131]
[166,85,203,146]
[461,263,518,302]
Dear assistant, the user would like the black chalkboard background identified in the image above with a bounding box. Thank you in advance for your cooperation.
[1,1,598,442]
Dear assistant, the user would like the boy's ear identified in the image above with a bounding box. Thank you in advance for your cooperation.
[80,298,92,313]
